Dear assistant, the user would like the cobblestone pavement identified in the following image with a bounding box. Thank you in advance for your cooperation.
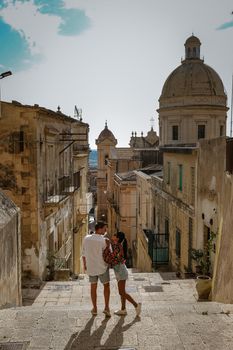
[1,270,233,350]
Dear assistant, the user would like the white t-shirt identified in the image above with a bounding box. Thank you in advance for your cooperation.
[82,233,108,276]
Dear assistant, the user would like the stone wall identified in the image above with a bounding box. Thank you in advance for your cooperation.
[0,191,21,308]
[211,139,233,303]
[137,229,153,272]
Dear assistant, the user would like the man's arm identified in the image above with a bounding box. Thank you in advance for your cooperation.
[82,256,87,271]
[82,239,87,271]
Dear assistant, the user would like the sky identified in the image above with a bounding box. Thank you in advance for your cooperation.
[0,0,233,149]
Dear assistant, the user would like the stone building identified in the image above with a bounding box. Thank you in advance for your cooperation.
[0,101,89,280]
[96,122,160,253]
[136,35,228,275]
[135,165,163,271]
[108,170,137,264]
[96,122,118,221]
[159,35,227,146]
[96,122,159,218]
[0,190,21,308]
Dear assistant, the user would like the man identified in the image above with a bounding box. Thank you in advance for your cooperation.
[82,221,111,317]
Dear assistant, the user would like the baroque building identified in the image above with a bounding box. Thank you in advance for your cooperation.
[136,35,228,275]
[159,35,227,146]
[0,101,90,281]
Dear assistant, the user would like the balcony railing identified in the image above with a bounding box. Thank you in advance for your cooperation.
[73,144,89,154]
[44,171,81,204]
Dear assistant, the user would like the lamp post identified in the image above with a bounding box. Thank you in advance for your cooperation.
[0,70,12,118]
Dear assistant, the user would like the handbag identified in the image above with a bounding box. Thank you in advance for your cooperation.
[103,246,115,266]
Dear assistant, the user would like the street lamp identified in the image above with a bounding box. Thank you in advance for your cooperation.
[0,70,12,118]
[0,71,12,80]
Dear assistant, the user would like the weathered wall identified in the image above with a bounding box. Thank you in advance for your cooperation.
[0,191,21,308]
[152,151,196,274]
[135,171,153,271]
[196,138,225,270]
[136,229,153,272]
[211,140,233,303]
[212,174,233,303]
[0,101,89,280]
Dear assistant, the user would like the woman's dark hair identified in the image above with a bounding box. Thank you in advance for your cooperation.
[116,231,128,259]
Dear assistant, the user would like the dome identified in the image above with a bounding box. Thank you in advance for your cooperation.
[160,35,226,103]
[160,62,226,100]
[158,36,228,147]
[96,122,117,145]
[185,35,201,46]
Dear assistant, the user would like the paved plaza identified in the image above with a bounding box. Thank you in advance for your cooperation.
[1,270,233,350]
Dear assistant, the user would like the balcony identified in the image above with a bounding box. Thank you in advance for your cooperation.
[73,143,89,155]
[43,172,81,211]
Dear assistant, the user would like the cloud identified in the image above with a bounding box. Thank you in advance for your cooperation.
[217,20,233,30]
[0,0,91,71]
[0,17,41,71]
[34,0,91,36]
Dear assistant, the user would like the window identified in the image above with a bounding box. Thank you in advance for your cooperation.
[220,125,224,137]
[167,162,171,184]
[172,125,178,140]
[176,229,181,258]
[9,130,24,153]
[193,47,196,57]
[73,171,80,189]
[165,218,169,235]
[48,232,54,253]
[198,125,205,139]
[178,164,183,191]
[104,154,108,165]
[153,207,156,226]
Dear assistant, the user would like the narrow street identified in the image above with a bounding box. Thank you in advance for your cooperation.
[1,270,233,350]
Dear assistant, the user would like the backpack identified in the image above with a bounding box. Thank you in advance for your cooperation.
[103,247,114,267]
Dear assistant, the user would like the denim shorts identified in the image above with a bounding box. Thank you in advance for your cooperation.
[114,263,128,281]
[89,268,110,284]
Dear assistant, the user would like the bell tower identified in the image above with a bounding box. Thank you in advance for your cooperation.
[96,122,117,221]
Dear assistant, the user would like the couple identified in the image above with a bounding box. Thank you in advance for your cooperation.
[82,221,141,317]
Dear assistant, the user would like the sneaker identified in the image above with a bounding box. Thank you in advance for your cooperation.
[114,309,127,316]
[135,302,142,316]
[103,309,111,317]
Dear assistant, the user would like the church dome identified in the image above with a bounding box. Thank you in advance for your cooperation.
[96,122,117,145]
[159,35,226,105]
[158,36,228,147]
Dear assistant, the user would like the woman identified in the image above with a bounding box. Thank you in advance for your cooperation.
[104,231,142,316]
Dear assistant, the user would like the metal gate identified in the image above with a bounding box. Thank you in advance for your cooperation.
[145,230,169,267]
[153,233,169,266]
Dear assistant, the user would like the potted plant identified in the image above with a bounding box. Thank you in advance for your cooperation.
[191,231,216,301]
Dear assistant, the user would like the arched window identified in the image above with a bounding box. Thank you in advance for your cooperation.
[193,47,196,57]
[104,154,108,165]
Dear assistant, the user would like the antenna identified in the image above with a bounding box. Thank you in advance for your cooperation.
[74,105,83,121]
[231,74,233,137]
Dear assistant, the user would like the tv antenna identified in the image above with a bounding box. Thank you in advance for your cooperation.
[74,105,83,121]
